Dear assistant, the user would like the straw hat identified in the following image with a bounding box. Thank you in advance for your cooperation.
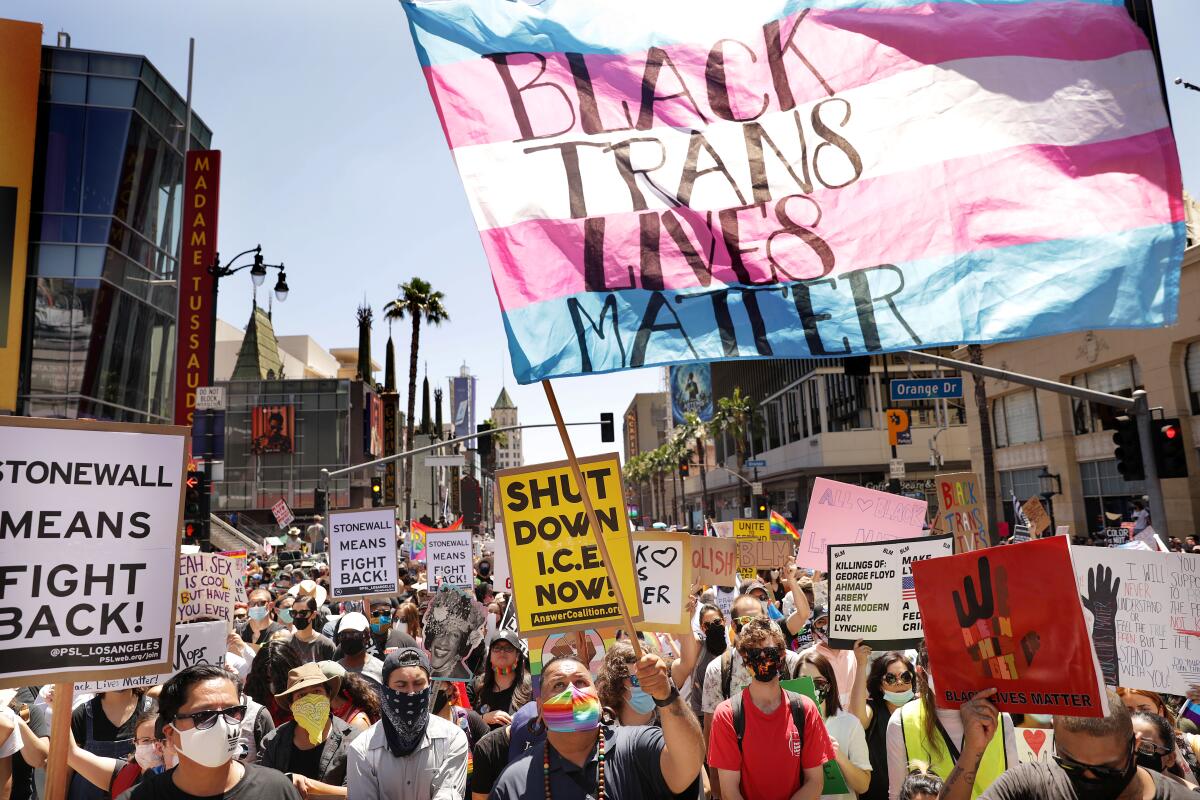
[274,663,340,708]
[288,578,328,608]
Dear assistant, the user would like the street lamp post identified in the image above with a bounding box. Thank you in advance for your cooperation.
[1037,466,1062,536]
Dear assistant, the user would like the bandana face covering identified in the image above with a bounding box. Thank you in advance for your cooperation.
[542,684,601,733]
[292,694,331,745]
[381,686,431,757]
[744,647,782,682]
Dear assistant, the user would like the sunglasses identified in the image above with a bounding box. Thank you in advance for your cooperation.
[744,646,782,661]
[291,610,312,619]
[248,600,270,607]
[1053,738,1134,781]
[173,705,247,731]
[883,671,914,686]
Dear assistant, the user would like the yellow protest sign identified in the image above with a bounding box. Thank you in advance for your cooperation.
[497,453,642,636]
[734,518,769,580]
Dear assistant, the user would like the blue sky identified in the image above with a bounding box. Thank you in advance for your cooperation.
[5,0,1199,464]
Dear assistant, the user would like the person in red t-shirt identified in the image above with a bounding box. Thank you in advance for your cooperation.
[708,618,835,800]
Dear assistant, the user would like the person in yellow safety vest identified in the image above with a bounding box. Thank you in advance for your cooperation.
[886,645,1017,800]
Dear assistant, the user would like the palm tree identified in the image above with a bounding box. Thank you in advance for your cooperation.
[384,279,449,523]
[709,387,754,506]
[968,344,999,544]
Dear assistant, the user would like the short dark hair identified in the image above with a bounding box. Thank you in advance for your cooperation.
[293,594,318,612]
[1054,690,1132,741]
[1131,711,1174,750]
[900,764,943,800]
[158,664,235,725]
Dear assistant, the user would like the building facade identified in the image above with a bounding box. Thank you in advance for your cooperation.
[491,386,522,470]
[18,41,212,422]
[622,391,669,522]
[965,245,1200,539]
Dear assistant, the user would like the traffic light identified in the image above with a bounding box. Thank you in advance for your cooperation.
[600,412,614,443]
[1154,418,1189,479]
[753,495,769,519]
[476,422,494,462]
[371,479,383,507]
[183,470,209,543]
[314,487,327,516]
[679,459,690,479]
[185,470,203,517]
[184,521,198,542]
[1112,415,1145,482]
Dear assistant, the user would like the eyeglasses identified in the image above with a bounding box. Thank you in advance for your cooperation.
[811,678,830,692]
[1137,740,1171,757]
[1053,738,1134,781]
[291,611,311,619]
[883,671,914,686]
[173,705,247,731]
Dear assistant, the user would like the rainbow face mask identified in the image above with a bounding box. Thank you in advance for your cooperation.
[542,683,601,733]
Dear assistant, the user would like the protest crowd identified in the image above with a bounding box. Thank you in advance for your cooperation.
[5,494,1200,800]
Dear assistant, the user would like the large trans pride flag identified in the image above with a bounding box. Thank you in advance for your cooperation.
[402,0,1183,384]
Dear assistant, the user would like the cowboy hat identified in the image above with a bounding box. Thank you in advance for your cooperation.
[288,578,328,608]
[274,662,341,707]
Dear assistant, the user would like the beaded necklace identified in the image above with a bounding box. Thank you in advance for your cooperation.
[543,727,605,800]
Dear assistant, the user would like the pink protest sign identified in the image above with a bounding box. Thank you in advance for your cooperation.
[797,478,928,570]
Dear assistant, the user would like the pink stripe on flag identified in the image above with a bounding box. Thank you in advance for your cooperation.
[426,3,1146,149]
[482,130,1181,310]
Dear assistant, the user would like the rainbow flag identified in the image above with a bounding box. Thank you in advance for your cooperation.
[402,1,1181,384]
[770,510,799,541]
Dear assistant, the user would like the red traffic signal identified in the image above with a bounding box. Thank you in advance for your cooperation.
[184,522,197,539]
[1154,418,1188,479]
[1163,424,1180,440]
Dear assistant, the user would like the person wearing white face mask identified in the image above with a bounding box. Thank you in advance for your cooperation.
[114,665,299,800]
[67,712,173,797]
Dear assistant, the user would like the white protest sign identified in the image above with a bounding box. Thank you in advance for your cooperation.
[178,554,238,630]
[75,620,226,692]
[426,530,474,589]
[272,498,294,528]
[0,418,185,689]
[827,534,954,649]
[491,524,512,591]
[1071,547,1200,694]
[328,508,399,600]
[714,586,735,620]
[632,532,693,635]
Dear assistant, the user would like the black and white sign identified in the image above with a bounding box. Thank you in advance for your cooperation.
[828,534,954,649]
[427,530,474,589]
[328,508,399,599]
[75,620,225,692]
[0,417,186,688]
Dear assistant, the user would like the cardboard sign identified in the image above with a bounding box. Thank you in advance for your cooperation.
[913,537,1106,716]
[1022,497,1051,536]
[0,417,185,689]
[178,553,238,629]
[497,453,642,635]
[734,519,769,579]
[632,532,693,635]
[426,530,474,589]
[491,524,512,591]
[219,549,249,604]
[75,620,226,692]
[798,478,927,570]
[691,535,737,585]
[737,536,794,571]
[714,586,735,619]
[328,508,400,600]
[1071,547,1200,694]
[935,472,987,552]
[827,535,954,649]
[1016,728,1056,764]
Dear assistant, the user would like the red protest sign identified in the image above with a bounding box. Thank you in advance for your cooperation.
[912,536,1106,717]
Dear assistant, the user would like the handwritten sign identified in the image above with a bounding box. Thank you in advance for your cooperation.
[691,535,737,585]
[798,478,927,570]
[935,472,987,551]
[1022,497,1051,536]
[74,620,225,692]
[427,530,474,589]
[178,553,237,630]
[737,536,794,571]
[633,532,693,635]
[734,519,768,579]
[1016,729,1056,764]
[827,535,954,649]
[1071,547,1200,694]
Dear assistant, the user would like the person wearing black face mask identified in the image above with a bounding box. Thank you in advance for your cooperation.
[689,604,727,722]
[1131,711,1198,791]
[334,613,384,687]
[943,688,1194,800]
[285,596,335,665]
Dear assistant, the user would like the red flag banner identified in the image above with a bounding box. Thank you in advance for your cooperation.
[912,536,1106,717]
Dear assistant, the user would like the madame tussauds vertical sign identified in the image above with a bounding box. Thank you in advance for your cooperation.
[174,150,220,426]
[0,417,187,689]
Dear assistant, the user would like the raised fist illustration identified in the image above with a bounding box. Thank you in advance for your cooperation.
[953,557,1040,680]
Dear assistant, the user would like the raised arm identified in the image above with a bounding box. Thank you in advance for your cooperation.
[638,653,705,794]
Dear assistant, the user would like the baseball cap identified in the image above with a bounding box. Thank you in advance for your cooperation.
[337,612,370,634]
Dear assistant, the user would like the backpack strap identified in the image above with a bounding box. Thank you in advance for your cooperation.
[721,649,734,700]
[732,690,746,754]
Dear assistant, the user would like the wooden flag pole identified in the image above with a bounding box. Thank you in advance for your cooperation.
[541,379,643,660]
[44,682,75,800]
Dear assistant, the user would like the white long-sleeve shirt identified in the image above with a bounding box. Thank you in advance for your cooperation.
[346,715,468,800]
[884,703,1017,800]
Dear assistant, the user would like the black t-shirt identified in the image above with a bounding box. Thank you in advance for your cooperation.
[11,690,49,800]
[241,622,286,645]
[285,739,323,781]
[382,626,417,653]
[475,682,517,720]
[72,695,140,746]
[469,726,512,797]
[114,763,301,800]
[981,763,1194,800]
[284,634,335,664]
